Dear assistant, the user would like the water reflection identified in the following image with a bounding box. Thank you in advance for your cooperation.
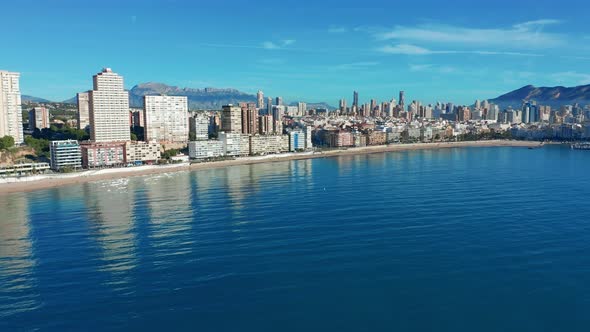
[0,194,40,317]
[83,179,138,290]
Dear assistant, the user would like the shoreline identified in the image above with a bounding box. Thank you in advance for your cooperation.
[0,140,541,195]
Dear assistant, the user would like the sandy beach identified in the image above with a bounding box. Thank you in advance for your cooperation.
[0,140,540,195]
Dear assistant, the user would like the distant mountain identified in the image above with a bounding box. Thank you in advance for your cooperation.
[490,84,590,108]
[22,95,52,103]
[128,82,256,110]
[289,101,335,110]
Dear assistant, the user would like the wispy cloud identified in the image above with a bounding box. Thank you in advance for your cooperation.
[409,64,456,74]
[262,39,296,50]
[376,20,564,49]
[378,43,543,57]
[551,71,590,85]
[331,61,380,70]
[328,26,347,33]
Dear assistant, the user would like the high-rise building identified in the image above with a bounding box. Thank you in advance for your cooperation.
[144,95,189,143]
[221,105,242,133]
[28,107,50,131]
[275,97,283,106]
[339,99,347,113]
[399,91,405,109]
[240,102,258,135]
[89,68,130,142]
[77,92,90,130]
[0,70,24,144]
[257,90,264,109]
[353,91,359,107]
[266,97,273,115]
[297,102,307,117]
[259,115,273,135]
[189,113,210,140]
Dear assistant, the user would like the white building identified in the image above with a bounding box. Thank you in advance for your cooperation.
[190,113,210,140]
[77,92,90,130]
[297,102,307,117]
[50,140,82,171]
[250,135,289,155]
[144,95,189,144]
[288,129,306,151]
[219,132,243,156]
[188,140,224,159]
[89,68,130,142]
[124,141,161,165]
[0,70,24,144]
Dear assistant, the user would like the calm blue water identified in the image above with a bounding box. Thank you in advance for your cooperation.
[1,145,590,331]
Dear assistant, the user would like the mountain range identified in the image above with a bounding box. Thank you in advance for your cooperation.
[490,84,590,108]
[23,82,590,110]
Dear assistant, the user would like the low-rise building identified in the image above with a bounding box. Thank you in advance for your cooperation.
[188,140,224,159]
[81,142,126,168]
[49,140,82,171]
[124,141,161,165]
[250,135,289,155]
[367,131,387,145]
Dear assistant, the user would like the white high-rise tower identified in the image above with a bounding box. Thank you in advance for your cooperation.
[0,71,24,144]
[89,68,130,142]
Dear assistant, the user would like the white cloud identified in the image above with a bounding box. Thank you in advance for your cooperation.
[551,71,590,85]
[262,39,296,50]
[409,64,456,74]
[378,44,543,57]
[379,44,433,55]
[332,62,380,70]
[377,20,564,49]
[328,26,347,33]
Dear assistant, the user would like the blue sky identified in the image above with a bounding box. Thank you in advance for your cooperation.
[3,0,590,105]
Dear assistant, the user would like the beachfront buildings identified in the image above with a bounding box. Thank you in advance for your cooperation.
[250,135,289,155]
[189,140,224,159]
[125,141,161,165]
[0,70,24,144]
[88,68,130,142]
[77,92,90,130]
[144,95,189,144]
[49,140,82,171]
[81,141,126,168]
[28,107,50,131]
[288,129,306,152]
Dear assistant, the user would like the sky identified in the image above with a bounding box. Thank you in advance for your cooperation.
[3,0,590,106]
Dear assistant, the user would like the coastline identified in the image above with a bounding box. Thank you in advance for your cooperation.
[0,140,541,195]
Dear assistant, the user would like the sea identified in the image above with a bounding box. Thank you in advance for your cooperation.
[1,145,590,331]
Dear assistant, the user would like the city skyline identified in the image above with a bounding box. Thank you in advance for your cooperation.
[3,0,590,105]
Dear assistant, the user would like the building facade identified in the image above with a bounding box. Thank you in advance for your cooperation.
[124,141,161,165]
[188,140,224,159]
[88,68,130,142]
[77,92,90,130]
[81,141,126,168]
[28,107,50,131]
[144,95,189,144]
[49,140,82,171]
[0,70,24,144]
[288,130,306,151]
[189,113,210,140]
[221,105,242,133]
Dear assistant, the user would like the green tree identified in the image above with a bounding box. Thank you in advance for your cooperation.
[131,132,138,141]
[0,136,15,150]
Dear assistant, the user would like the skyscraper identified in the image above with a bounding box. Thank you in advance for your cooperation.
[399,91,405,109]
[144,95,189,143]
[257,90,264,109]
[267,97,273,115]
[297,102,307,117]
[339,99,347,114]
[221,105,242,133]
[28,107,50,131]
[89,68,130,142]
[353,91,359,107]
[0,70,24,144]
[240,102,258,135]
[275,97,283,106]
[77,92,90,130]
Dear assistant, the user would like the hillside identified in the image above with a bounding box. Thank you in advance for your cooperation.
[490,84,590,108]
